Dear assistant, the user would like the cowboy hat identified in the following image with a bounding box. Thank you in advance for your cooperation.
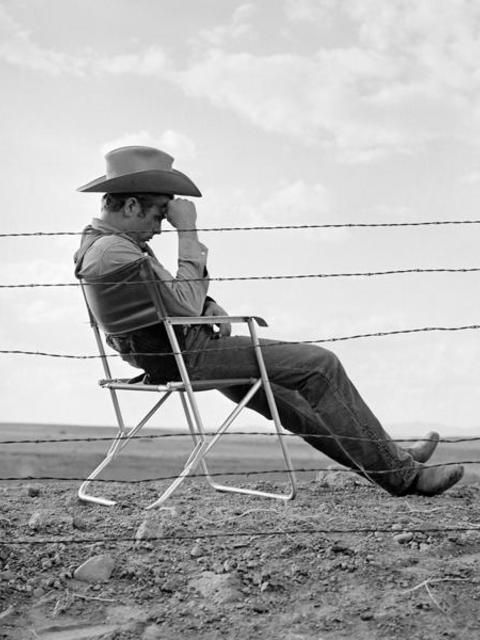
[77,146,201,196]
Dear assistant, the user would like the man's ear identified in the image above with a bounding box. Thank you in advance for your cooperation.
[122,197,140,219]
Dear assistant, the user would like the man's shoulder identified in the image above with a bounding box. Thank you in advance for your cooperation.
[81,234,143,277]
[90,233,139,250]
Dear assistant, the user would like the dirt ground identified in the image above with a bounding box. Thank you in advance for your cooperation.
[1,474,479,640]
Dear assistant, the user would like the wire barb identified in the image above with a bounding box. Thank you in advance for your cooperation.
[2,323,480,359]
[0,459,478,483]
[2,267,480,288]
[2,218,480,237]
[1,431,479,446]
[2,525,479,546]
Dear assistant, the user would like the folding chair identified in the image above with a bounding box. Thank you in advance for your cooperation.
[78,257,297,509]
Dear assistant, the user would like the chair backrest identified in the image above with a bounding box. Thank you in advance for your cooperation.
[81,257,165,335]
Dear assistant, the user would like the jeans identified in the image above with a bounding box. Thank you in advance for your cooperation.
[186,329,419,496]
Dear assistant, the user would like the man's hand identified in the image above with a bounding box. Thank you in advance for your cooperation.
[204,300,232,337]
[166,198,197,231]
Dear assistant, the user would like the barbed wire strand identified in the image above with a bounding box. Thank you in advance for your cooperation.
[2,324,480,361]
[3,219,480,237]
[1,431,479,446]
[1,459,478,484]
[3,267,480,289]
[2,525,480,546]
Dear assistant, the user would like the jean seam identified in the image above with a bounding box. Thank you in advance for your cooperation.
[280,365,416,491]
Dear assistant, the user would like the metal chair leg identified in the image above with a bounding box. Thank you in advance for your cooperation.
[78,393,171,506]
[159,382,297,504]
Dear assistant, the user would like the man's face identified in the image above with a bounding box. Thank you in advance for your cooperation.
[133,195,172,241]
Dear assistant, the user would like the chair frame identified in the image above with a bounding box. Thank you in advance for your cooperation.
[79,258,297,509]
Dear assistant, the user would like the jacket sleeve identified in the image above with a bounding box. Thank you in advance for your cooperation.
[148,236,210,317]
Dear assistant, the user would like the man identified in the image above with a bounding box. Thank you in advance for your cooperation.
[75,145,464,497]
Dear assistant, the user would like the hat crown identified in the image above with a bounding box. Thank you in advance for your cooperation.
[105,146,174,179]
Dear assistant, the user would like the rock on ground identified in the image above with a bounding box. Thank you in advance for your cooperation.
[73,554,115,583]
[314,467,361,488]
[135,507,179,543]
[28,509,73,530]
[188,571,243,604]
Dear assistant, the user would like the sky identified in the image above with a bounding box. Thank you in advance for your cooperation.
[2,0,480,435]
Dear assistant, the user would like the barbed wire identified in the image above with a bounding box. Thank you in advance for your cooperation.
[1,431,479,446]
[3,219,480,238]
[1,323,480,361]
[0,460,477,484]
[2,525,479,546]
[2,267,480,289]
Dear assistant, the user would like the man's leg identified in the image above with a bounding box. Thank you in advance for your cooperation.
[187,335,463,496]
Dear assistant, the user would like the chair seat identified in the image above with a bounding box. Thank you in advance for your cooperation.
[99,377,259,392]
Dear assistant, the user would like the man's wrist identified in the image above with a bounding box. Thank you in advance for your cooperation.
[178,229,199,240]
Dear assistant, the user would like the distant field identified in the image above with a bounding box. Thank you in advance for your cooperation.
[1,422,479,485]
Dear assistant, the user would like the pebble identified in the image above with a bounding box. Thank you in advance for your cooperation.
[135,509,178,544]
[190,543,204,558]
[158,506,178,517]
[0,606,15,622]
[72,515,89,530]
[106,605,148,625]
[28,510,73,531]
[26,484,42,497]
[0,570,14,581]
[315,468,357,489]
[135,517,159,544]
[188,571,243,604]
[73,554,115,583]
[360,610,374,620]
[142,624,164,639]
[330,542,354,555]
[394,532,414,545]
[223,559,236,572]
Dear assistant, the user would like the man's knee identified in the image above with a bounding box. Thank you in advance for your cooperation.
[311,346,342,378]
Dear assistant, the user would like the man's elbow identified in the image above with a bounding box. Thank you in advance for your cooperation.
[174,297,204,318]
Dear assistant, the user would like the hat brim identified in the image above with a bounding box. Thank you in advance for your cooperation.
[77,169,202,197]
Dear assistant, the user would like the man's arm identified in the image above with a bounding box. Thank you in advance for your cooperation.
[148,198,209,316]
[164,199,231,333]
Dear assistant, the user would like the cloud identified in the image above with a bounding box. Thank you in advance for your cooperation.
[284,0,336,22]
[460,171,480,185]
[0,4,86,75]
[199,180,345,243]
[0,4,168,77]
[176,47,415,161]
[3,1,480,162]
[254,180,330,225]
[94,47,168,76]
[176,0,480,160]
[196,3,256,48]
[347,0,480,95]
[100,130,197,161]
